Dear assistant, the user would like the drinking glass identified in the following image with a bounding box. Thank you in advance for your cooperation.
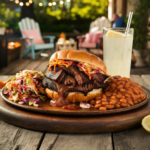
[103,27,134,78]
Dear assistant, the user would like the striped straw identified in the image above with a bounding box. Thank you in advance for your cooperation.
[125,11,133,35]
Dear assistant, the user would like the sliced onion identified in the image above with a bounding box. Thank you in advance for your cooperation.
[72,61,77,67]
[80,102,93,109]
[22,97,41,103]
[18,101,24,105]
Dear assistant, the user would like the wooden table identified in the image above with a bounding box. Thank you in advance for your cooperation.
[0,75,150,150]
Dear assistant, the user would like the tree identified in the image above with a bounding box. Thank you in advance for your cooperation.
[34,0,108,20]
[33,0,108,32]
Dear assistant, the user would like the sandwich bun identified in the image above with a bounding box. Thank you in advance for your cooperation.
[45,87,102,103]
[50,49,106,73]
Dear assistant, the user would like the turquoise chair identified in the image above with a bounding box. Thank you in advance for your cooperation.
[18,17,55,60]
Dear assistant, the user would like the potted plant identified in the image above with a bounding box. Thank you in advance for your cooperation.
[0,21,8,35]
[0,3,8,35]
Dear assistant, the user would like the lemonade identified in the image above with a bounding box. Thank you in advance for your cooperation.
[103,28,134,78]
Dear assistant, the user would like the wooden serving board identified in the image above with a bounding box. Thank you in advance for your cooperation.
[1,87,149,116]
[0,87,150,134]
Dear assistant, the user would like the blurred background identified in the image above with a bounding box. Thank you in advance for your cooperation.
[0,0,150,74]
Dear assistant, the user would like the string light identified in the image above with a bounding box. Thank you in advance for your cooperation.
[29,0,32,4]
[15,0,19,4]
[39,2,43,6]
[60,0,63,4]
[48,2,52,6]
[26,2,30,6]
[53,2,56,5]
[19,2,24,6]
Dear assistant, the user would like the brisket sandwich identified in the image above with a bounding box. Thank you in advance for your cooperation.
[42,50,109,106]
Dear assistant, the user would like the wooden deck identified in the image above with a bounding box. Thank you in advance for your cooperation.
[0,49,150,75]
[0,50,50,75]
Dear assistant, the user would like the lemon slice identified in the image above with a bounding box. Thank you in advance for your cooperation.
[106,30,125,37]
[142,115,150,133]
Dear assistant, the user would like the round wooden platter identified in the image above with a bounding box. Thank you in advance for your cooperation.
[0,87,150,134]
[1,87,149,116]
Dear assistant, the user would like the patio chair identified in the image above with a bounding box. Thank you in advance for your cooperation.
[77,16,110,56]
[18,17,55,60]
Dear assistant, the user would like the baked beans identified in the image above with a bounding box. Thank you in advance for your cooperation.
[93,76,146,111]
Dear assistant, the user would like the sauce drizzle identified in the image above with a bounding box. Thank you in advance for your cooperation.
[50,86,74,107]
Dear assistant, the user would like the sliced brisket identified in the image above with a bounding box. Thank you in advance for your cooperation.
[46,66,64,81]
[63,80,107,95]
[91,72,108,84]
[63,75,76,86]
[74,81,102,94]
[42,76,58,92]
[56,71,66,83]
[61,65,89,85]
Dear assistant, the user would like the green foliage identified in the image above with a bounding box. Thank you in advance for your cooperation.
[130,0,150,54]
[34,0,108,33]
[70,0,108,20]
[0,3,20,29]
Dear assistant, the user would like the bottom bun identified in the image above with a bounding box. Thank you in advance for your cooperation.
[45,88,102,103]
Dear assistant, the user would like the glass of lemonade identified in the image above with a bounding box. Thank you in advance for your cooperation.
[103,27,134,78]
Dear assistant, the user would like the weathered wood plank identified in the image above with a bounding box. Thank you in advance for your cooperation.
[23,59,46,70]
[0,49,51,75]
[113,128,150,150]
[113,75,150,150]
[130,75,150,90]
[12,129,43,150]
[49,134,113,150]
[141,75,150,87]
[0,59,25,75]
[39,133,58,150]
[0,76,12,82]
[0,120,44,150]
[35,59,49,73]
[8,59,32,75]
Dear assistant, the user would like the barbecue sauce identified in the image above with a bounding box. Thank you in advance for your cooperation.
[50,86,72,107]
[0,81,6,89]
[50,85,80,110]
[62,104,80,110]
[0,79,11,89]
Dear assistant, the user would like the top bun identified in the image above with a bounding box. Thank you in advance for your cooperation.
[50,50,106,72]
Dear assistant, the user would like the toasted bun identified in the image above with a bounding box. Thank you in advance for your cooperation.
[50,50,106,72]
[45,88,102,102]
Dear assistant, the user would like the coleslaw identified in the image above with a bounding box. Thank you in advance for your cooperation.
[4,69,46,106]
[48,59,106,79]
